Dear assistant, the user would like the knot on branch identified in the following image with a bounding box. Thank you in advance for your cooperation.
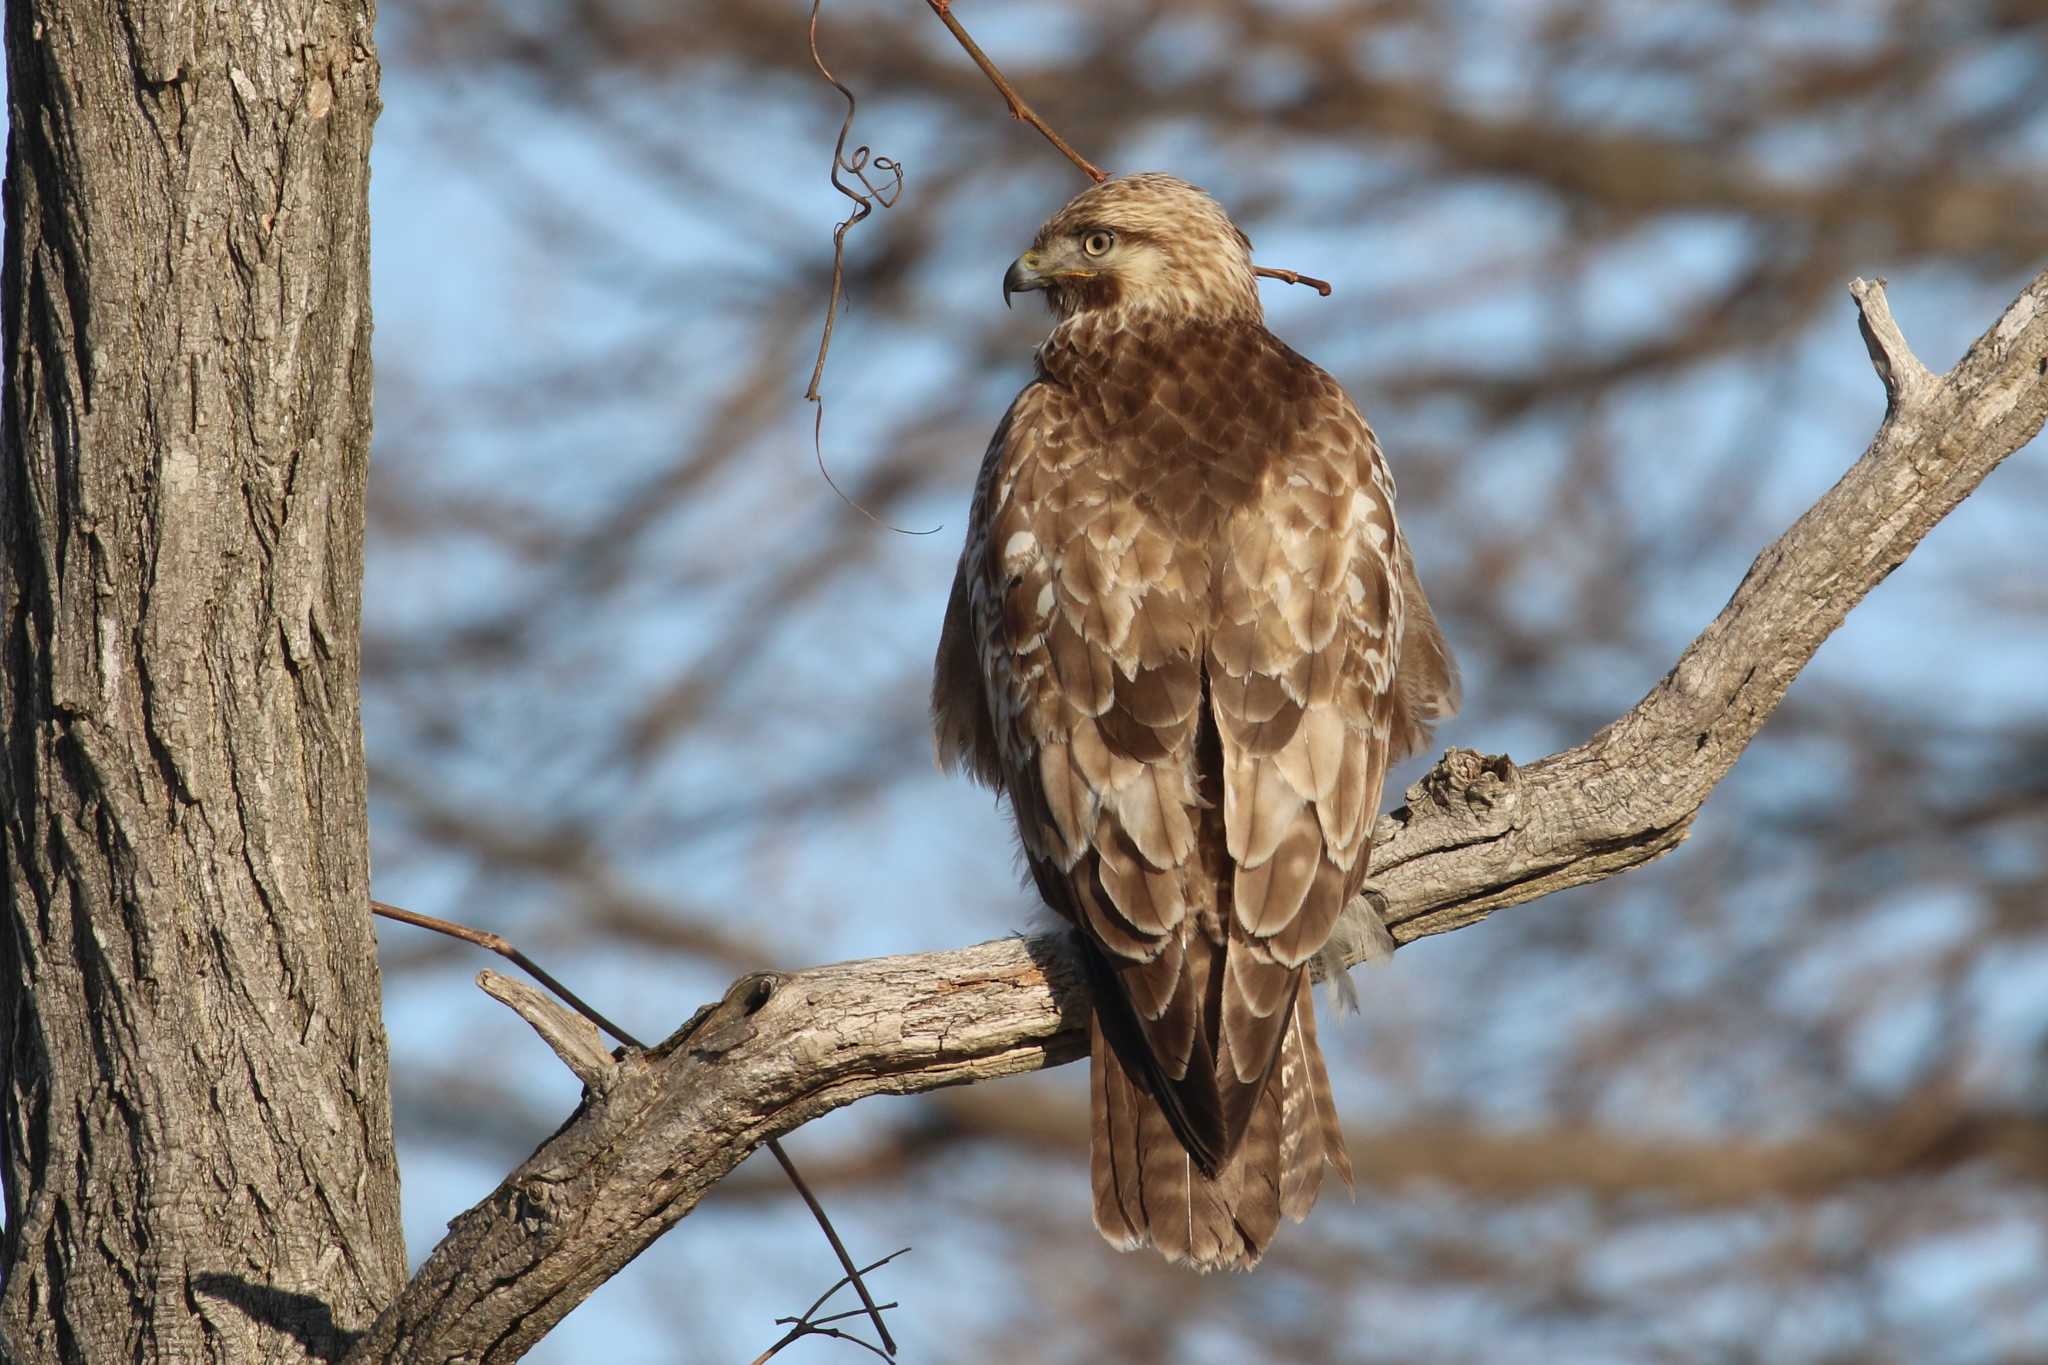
[1406,748,1522,829]
[1361,749,1523,921]
[680,971,787,1059]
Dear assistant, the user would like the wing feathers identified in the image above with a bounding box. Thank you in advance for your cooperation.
[1232,815,1321,939]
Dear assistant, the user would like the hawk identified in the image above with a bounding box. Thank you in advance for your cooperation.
[933,173,1457,1271]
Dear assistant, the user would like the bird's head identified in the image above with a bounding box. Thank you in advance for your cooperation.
[1003,172,1262,327]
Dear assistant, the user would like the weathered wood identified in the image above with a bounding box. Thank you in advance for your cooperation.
[0,3,402,1361]
[477,970,618,1089]
[344,272,2048,1362]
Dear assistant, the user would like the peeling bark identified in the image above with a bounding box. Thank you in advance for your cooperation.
[0,3,403,1361]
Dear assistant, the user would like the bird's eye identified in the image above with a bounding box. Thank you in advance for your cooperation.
[1081,229,1115,257]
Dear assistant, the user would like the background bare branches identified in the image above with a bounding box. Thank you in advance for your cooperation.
[363,2,2048,1359]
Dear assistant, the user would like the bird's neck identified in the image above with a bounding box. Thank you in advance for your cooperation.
[1051,291,1261,335]
[1039,310,1265,379]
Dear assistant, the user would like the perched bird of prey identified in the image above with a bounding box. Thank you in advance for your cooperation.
[933,173,1458,1271]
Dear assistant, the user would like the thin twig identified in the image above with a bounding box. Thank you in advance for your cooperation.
[755,1324,896,1365]
[780,1303,904,1331]
[916,0,1334,296]
[787,1249,911,1337]
[751,1249,911,1365]
[1253,264,1333,296]
[371,899,899,1357]
[922,0,1106,183]
[370,901,638,1046]
[767,1139,900,1355]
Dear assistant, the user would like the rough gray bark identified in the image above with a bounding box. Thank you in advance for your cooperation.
[344,272,2048,1363]
[0,3,403,1362]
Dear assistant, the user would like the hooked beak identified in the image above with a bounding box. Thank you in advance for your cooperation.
[1003,248,1093,308]
[1003,251,1050,309]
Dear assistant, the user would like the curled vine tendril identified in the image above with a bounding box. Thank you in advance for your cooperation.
[805,0,936,537]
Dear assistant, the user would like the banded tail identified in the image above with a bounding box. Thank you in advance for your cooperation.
[1087,981,1353,1272]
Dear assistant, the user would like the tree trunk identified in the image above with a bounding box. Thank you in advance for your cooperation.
[0,3,402,1361]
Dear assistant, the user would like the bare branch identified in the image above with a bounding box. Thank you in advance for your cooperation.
[345,270,2048,1364]
[922,0,1107,183]
[477,970,617,1089]
[373,901,898,1357]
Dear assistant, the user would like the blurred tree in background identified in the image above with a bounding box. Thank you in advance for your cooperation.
[364,2,2048,1360]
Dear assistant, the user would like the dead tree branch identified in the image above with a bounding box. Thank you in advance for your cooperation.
[343,270,2048,1363]
[372,902,899,1357]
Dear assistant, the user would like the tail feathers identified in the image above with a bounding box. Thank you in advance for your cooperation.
[1089,997,1347,1272]
[1279,980,1352,1214]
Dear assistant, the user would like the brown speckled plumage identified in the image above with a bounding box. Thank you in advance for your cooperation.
[934,173,1458,1271]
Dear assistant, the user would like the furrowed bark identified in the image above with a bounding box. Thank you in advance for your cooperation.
[0,3,402,1360]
